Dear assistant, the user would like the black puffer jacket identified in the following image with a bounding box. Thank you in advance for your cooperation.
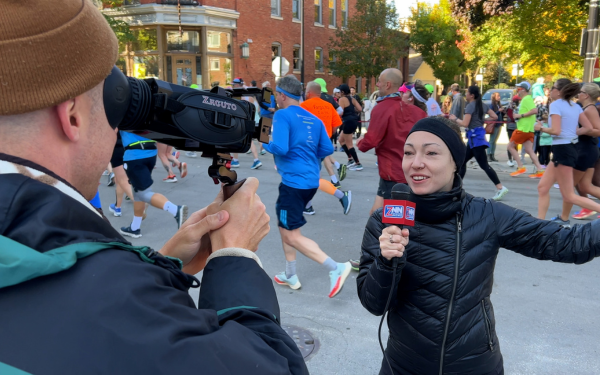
[357,181,600,375]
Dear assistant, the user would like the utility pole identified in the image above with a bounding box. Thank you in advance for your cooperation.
[300,0,305,85]
[497,60,502,89]
[583,0,600,82]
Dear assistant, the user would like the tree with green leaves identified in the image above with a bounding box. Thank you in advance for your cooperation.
[100,0,135,51]
[328,0,408,93]
[408,0,466,87]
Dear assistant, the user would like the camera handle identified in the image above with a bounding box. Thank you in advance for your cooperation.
[206,153,246,200]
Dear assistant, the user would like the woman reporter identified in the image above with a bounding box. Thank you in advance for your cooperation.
[357,116,600,375]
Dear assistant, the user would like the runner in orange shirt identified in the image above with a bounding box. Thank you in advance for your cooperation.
[300,81,352,215]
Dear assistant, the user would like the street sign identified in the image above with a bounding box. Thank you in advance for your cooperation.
[476,74,483,81]
[272,57,290,77]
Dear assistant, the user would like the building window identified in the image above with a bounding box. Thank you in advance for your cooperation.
[207,31,231,53]
[293,45,301,71]
[293,0,301,20]
[210,58,220,71]
[341,0,348,27]
[329,0,336,27]
[131,29,158,52]
[166,31,200,53]
[271,0,281,16]
[272,43,281,61]
[315,48,323,72]
[314,0,322,24]
[209,57,231,87]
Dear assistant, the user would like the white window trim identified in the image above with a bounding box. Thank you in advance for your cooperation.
[271,0,281,17]
[210,58,220,71]
[329,0,336,27]
[293,0,302,21]
[342,0,348,28]
[314,22,325,27]
[293,44,301,72]
[315,0,322,24]
[271,15,284,20]
[315,47,323,73]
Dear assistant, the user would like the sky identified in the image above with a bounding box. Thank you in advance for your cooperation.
[393,0,439,19]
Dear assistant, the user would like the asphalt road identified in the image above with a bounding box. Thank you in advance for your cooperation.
[99,144,600,375]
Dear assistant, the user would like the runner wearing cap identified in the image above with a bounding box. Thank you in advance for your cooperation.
[507,81,545,178]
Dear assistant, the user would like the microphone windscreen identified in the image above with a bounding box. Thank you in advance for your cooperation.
[391,183,411,201]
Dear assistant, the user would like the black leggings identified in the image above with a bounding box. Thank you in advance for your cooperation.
[459,145,501,186]
[506,129,515,161]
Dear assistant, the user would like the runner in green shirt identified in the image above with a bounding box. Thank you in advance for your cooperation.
[507,81,544,177]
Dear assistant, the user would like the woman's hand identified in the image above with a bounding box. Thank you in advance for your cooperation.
[449,114,457,121]
[379,226,409,261]
[534,121,543,132]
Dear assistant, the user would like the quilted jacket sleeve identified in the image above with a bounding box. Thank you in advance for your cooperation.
[492,201,600,263]
[356,209,406,316]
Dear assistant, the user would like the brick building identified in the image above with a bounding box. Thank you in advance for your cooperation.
[103,0,408,94]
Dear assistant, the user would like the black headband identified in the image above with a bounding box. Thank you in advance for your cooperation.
[408,118,465,169]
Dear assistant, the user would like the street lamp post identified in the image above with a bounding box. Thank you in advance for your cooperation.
[583,0,600,82]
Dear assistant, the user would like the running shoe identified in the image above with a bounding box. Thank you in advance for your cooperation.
[107,172,115,186]
[171,150,180,159]
[339,191,352,215]
[245,149,252,154]
[347,160,355,168]
[588,194,598,200]
[251,160,263,169]
[349,259,360,271]
[506,160,516,167]
[303,206,316,215]
[274,272,302,290]
[338,163,347,181]
[492,186,509,201]
[332,181,341,189]
[550,214,571,228]
[260,149,267,155]
[185,151,197,158]
[510,167,527,177]
[329,262,352,298]
[528,171,544,179]
[120,226,141,238]
[102,170,110,176]
[174,205,188,229]
[125,195,131,201]
[163,175,177,183]
[230,160,240,168]
[109,203,122,217]
[178,162,188,178]
[349,163,363,171]
[573,209,597,219]
[553,183,560,189]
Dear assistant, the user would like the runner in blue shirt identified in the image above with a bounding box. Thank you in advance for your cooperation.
[262,76,352,298]
[119,132,188,238]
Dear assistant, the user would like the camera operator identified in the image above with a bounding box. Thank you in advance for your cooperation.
[0,1,307,374]
[357,116,600,375]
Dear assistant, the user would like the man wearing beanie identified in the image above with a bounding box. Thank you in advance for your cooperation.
[0,1,307,374]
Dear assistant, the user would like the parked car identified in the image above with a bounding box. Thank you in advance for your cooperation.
[482,89,514,108]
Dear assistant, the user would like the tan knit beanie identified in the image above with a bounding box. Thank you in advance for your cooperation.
[0,0,118,115]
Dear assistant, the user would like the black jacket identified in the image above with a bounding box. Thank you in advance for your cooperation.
[0,159,308,374]
[357,181,600,375]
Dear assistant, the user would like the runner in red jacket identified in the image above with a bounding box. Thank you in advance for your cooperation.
[357,69,427,215]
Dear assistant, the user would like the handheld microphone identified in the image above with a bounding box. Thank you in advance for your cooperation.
[382,183,416,267]
[379,183,416,374]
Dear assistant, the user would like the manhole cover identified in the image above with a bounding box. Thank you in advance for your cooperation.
[282,324,319,359]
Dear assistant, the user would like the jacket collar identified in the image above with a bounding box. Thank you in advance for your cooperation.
[410,176,465,224]
[0,153,101,217]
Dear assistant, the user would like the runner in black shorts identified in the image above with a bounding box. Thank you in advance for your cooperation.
[338,84,363,171]
[376,178,397,199]
[536,79,600,227]
[107,133,134,217]
[562,85,600,220]
[119,132,188,238]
